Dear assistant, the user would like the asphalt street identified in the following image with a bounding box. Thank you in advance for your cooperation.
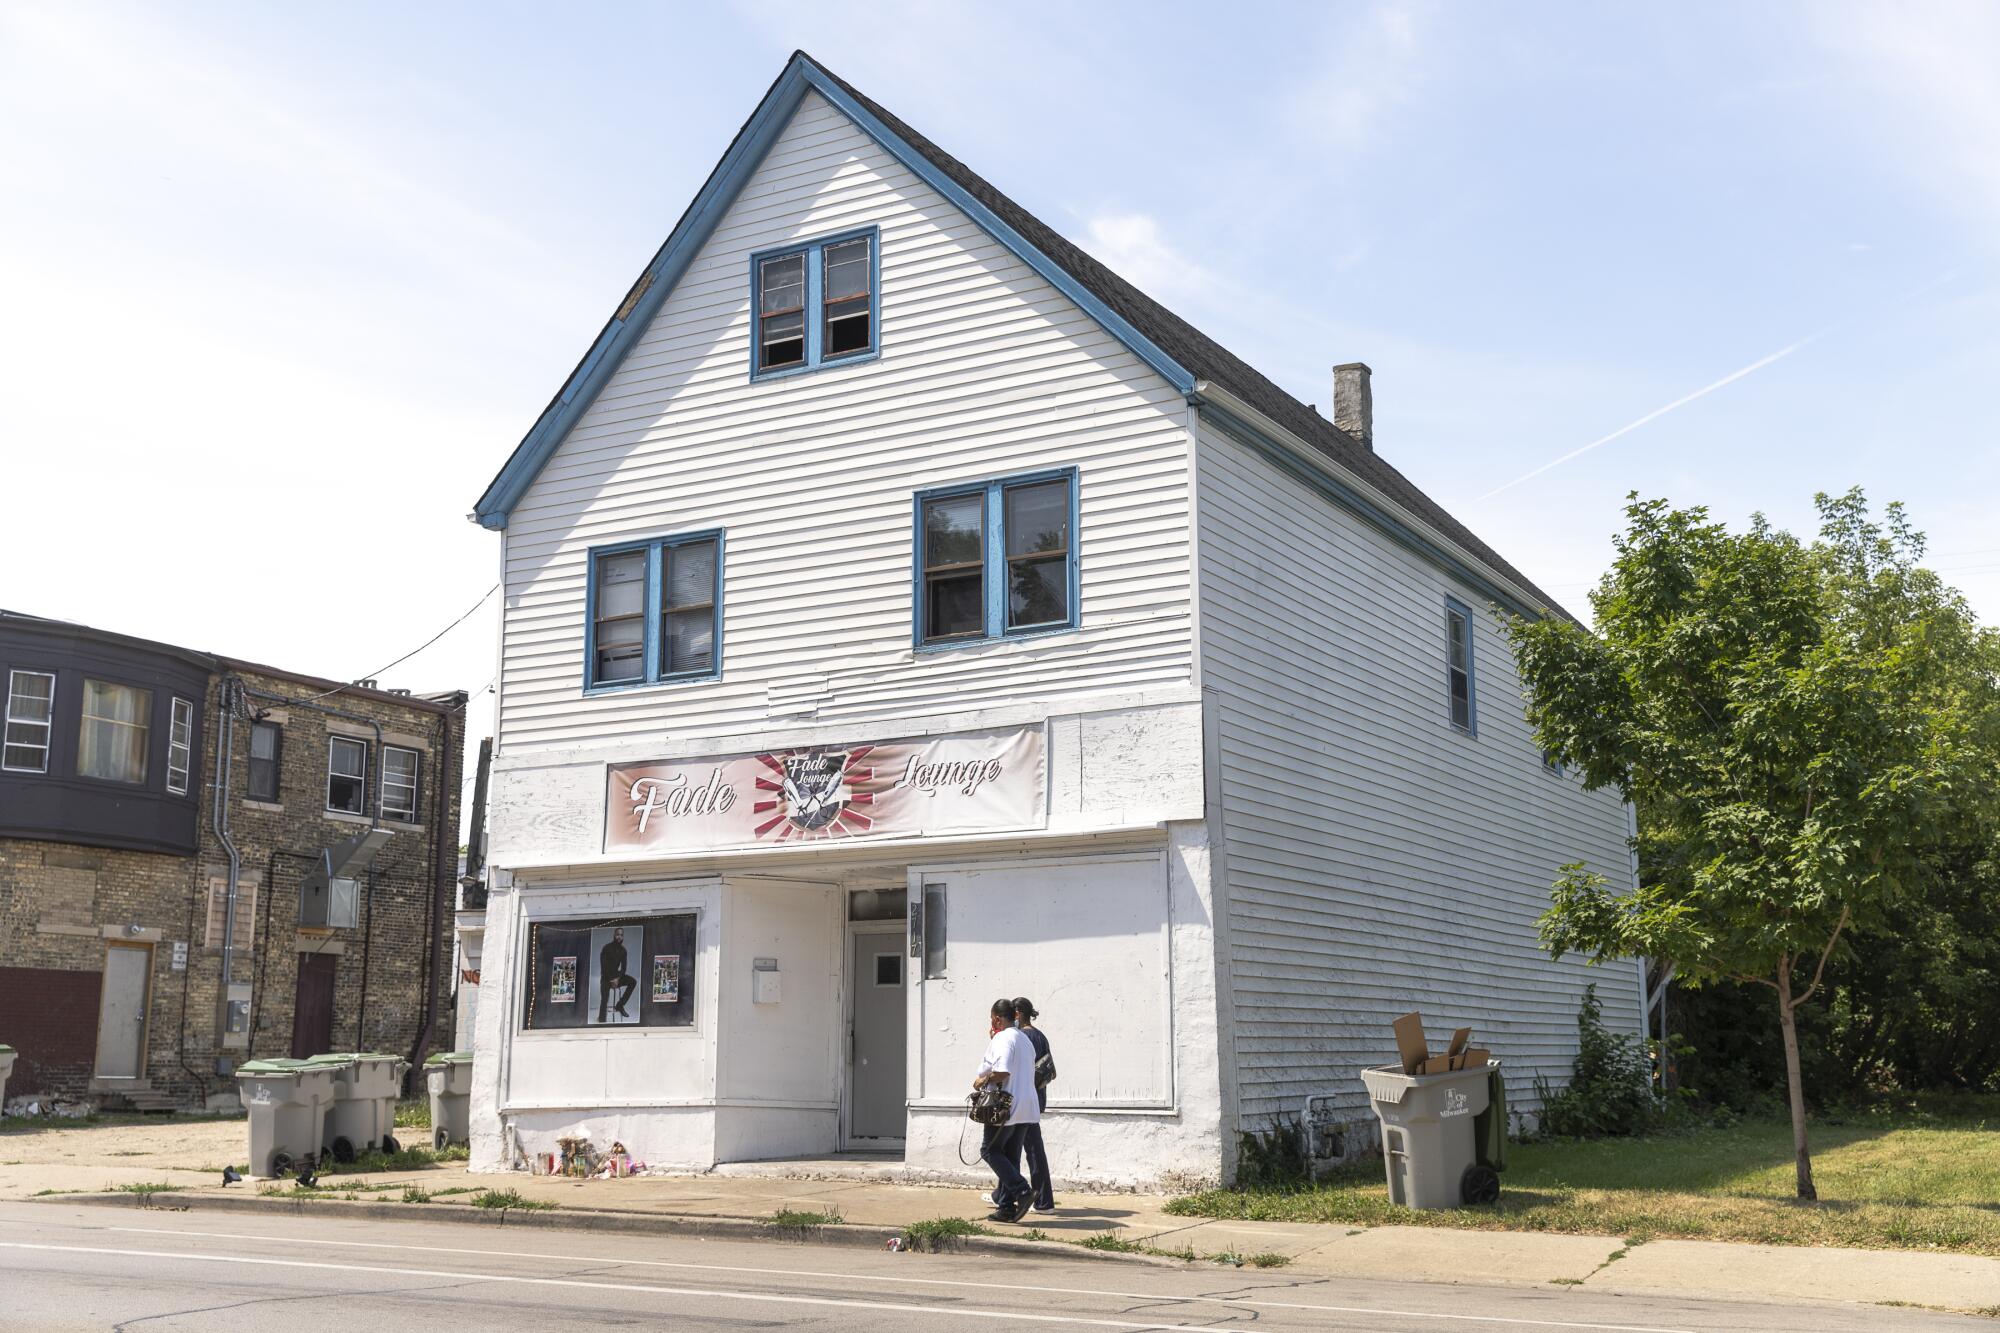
[0,1202,1987,1332]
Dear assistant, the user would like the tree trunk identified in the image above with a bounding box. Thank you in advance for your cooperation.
[1775,955,1817,1201]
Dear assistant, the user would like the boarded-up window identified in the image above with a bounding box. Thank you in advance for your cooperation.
[205,872,260,951]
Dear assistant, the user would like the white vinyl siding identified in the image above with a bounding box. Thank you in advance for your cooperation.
[496,91,1192,751]
[1195,420,1642,1129]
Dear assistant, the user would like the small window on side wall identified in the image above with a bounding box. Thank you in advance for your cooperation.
[248,721,282,801]
[917,471,1077,647]
[1444,598,1476,734]
[78,679,150,784]
[166,698,194,795]
[326,736,367,814]
[381,745,421,822]
[751,229,877,377]
[3,670,56,773]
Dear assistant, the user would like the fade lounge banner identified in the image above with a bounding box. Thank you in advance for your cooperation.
[605,726,1046,853]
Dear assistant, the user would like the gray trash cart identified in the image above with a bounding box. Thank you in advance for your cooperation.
[237,1058,338,1178]
[308,1052,408,1162]
[424,1051,473,1150]
[1361,1061,1505,1209]
[0,1043,15,1107]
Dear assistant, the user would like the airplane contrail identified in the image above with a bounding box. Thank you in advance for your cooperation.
[1476,270,1963,503]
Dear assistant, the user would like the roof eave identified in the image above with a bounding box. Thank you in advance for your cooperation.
[1190,382,1569,624]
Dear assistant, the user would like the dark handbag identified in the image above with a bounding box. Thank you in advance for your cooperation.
[967,1086,1014,1126]
[1034,1052,1057,1089]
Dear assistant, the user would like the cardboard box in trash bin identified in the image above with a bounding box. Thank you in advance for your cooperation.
[1392,1012,1490,1075]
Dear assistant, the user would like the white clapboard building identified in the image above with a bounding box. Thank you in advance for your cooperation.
[466,52,1643,1188]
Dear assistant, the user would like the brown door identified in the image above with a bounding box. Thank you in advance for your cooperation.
[291,953,337,1058]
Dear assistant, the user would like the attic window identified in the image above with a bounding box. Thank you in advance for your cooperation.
[751,228,878,378]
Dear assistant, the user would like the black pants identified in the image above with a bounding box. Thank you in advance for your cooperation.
[1016,1122,1053,1210]
[598,972,635,1021]
[979,1122,1031,1207]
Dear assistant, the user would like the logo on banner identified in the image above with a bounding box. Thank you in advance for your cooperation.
[755,747,878,840]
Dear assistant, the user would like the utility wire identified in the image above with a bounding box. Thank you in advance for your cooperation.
[296,585,498,705]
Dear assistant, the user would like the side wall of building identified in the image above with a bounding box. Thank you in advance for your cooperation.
[1193,417,1644,1135]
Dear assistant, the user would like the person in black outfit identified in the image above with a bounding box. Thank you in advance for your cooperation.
[1013,996,1056,1213]
[597,927,637,1022]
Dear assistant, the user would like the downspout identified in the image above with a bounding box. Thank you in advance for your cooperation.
[409,697,463,1076]
[211,678,243,1073]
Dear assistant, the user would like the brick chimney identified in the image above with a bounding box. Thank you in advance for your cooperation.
[1333,362,1373,451]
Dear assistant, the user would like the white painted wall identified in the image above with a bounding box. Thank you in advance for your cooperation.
[1194,417,1644,1131]
[496,89,1193,755]
[716,877,842,1161]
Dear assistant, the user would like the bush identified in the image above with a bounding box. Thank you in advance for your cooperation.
[1234,1119,1309,1186]
[1534,985,1662,1138]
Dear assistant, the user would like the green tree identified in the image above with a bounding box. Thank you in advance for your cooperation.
[1508,490,1997,1199]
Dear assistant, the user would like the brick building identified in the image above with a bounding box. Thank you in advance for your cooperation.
[0,610,466,1110]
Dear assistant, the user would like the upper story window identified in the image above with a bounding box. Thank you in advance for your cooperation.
[3,670,55,773]
[381,744,422,823]
[78,679,151,784]
[248,721,282,801]
[587,532,723,691]
[327,736,368,814]
[916,470,1078,647]
[166,697,194,796]
[752,228,878,378]
[1444,598,1477,735]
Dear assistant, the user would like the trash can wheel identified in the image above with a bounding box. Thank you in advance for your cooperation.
[271,1151,293,1178]
[1460,1164,1501,1206]
[382,1134,401,1155]
[330,1136,356,1164]
[434,1125,449,1151]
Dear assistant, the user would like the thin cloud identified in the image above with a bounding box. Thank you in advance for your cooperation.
[1477,270,1965,502]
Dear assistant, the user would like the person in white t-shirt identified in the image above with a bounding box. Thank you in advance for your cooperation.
[972,995,1039,1222]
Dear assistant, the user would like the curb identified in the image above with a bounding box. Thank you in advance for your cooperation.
[56,1190,1181,1268]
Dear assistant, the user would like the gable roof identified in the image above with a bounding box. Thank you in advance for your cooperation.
[474,52,1566,620]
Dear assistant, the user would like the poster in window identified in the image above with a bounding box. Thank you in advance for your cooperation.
[651,954,680,1004]
[522,913,697,1031]
[549,956,577,1005]
[587,925,642,1026]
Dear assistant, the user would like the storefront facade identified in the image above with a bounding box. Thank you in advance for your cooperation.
[470,699,1229,1187]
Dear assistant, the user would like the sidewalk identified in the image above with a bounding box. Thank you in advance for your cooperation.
[8,1118,1997,1316]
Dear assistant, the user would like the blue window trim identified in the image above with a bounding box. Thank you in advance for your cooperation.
[583,529,725,694]
[748,225,881,382]
[1443,595,1478,736]
[912,467,1080,651]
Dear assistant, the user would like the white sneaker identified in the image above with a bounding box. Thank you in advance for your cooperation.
[1032,1202,1056,1213]
[981,1191,999,1206]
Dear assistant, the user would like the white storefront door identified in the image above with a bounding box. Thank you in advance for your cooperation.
[94,943,152,1079]
[847,927,908,1146]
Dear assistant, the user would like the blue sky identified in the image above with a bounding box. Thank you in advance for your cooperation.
[3,1,1996,772]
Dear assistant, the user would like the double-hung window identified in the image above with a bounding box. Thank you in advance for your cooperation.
[752,228,878,377]
[587,532,723,690]
[248,721,282,801]
[1444,598,1477,734]
[78,679,151,784]
[327,736,368,814]
[916,470,1078,646]
[381,745,421,823]
[166,697,194,795]
[3,670,55,773]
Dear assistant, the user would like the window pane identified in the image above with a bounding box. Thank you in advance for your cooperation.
[8,671,52,722]
[666,607,714,673]
[596,642,644,683]
[167,697,193,795]
[824,303,871,356]
[1447,611,1468,671]
[922,883,947,980]
[78,680,150,784]
[4,671,53,773]
[596,552,645,618]
[666,540,715,609]
[1450,669,1471,729]
[760,315,805,369]
[1007,555,1068,629]
[330,737,366,778]
[923,494,984,568]
[249,721,281,802]
[1004,481,1069,557]
[382,746,419,820]
[759,254,804,313]
[327,737,366,813]
[823,239,869,301]
[926,572,984,639]
[251,723,279,762]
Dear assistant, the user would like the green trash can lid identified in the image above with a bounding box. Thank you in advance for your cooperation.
[0,1044,16,1053]
[424,1051,474,1065]
[302,1053,358,1066]
[236,1058,308,1074]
